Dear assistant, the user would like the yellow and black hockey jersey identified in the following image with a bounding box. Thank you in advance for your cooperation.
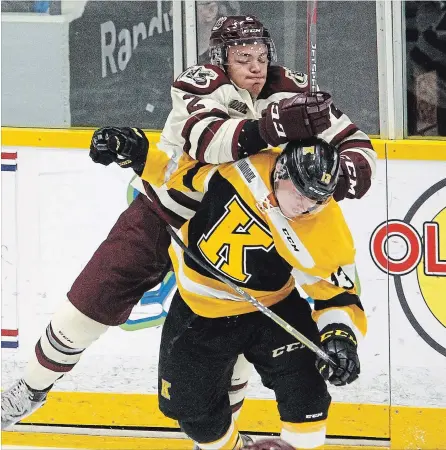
[167,151,367,340]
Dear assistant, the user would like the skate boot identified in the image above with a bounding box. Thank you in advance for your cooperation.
[193,433,253,449]
[1,379,49,430]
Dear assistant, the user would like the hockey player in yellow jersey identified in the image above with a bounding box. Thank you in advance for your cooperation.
[2,15,374,433]
[158,138,366,450]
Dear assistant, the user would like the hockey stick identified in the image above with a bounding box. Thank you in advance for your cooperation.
[166,226,337,367]
[307,0,318,94]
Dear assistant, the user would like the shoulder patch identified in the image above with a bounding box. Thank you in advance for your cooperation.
[259,66,309,99]
[173,64,231,95]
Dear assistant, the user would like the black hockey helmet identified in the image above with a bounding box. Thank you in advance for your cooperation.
[209,15,277,67]
[273,138,339,217]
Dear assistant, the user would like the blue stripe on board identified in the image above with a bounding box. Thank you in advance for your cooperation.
[1,164,17,172]
[1,341,19,348]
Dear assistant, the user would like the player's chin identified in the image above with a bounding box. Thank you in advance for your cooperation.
[247,80,265,96]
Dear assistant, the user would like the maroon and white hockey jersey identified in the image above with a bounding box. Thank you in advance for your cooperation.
[135,63,376,228]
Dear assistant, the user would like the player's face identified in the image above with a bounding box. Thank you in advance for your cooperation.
[273,161,329,219]
[226,43,268,97]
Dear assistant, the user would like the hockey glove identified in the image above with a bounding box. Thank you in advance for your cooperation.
[89,127,149,175]
[258,92,332,147]
[334,151,372,201]
[316,323,360,386]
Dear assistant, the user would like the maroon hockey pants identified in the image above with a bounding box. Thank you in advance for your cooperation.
[67,194,172,326]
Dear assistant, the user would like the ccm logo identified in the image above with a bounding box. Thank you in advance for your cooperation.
[306,412,323,419]
[282,228,300,252]
[272,342,304,357]
[271,104,287,138]
[341,155,357,195]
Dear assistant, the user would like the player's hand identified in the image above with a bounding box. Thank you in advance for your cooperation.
[315,323,360,386]
[89,127,149,175]
[334,151,372,201]
[259,92,332,146]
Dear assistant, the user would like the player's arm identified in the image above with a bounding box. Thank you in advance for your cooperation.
[319,104,377,201]
[293,267,366,387]
[171,65,334,164]
[167,65,268,164]
[259,66,376,201]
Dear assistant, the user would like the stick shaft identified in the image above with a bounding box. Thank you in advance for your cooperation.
[167,226,337,366]
[307,0,318,94]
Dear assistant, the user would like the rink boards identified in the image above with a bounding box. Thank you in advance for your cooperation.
[1,128,446,449]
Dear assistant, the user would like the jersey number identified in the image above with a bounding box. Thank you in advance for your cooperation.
[198,196,274,283]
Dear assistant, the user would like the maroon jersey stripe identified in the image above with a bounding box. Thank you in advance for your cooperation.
[330,124,359,147]
[196,119,227,162]
[338,140,374,152]
[167,189,201,211]
[181,111,230,157]
[142,181,186,229]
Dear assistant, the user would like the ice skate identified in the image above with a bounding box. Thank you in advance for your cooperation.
[1,379,48,430]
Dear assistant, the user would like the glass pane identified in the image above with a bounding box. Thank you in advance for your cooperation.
[69,1,174,130]
[1,1,60,14]
[405,1,446,137]
[195,1,379,135]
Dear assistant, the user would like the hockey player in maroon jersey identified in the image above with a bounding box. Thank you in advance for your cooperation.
[2,16,375,431]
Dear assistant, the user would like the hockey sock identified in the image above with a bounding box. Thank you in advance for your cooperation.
[194,418,243,450]
[280,420,327,449]
[229,354,252,420]
[24,299,109,391]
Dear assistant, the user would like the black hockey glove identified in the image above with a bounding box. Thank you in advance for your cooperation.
[315,323,360,386]
[89,127,149,175]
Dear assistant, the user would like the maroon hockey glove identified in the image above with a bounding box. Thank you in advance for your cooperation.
[258,92,332,147]
[90,127,149,175]
[242,439,295,450]
[334,150,372,201]
[316,323,360,386]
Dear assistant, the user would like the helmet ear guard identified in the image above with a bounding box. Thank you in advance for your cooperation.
[209,15,277,67]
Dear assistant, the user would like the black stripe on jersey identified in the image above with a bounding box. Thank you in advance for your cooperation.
[207,172,269,230]
[167,189,201,212]
[183,162,207,192]
[313,292,364,312]
[142,181,186,229]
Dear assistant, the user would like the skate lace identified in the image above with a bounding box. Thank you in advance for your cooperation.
[1,380,33,419]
